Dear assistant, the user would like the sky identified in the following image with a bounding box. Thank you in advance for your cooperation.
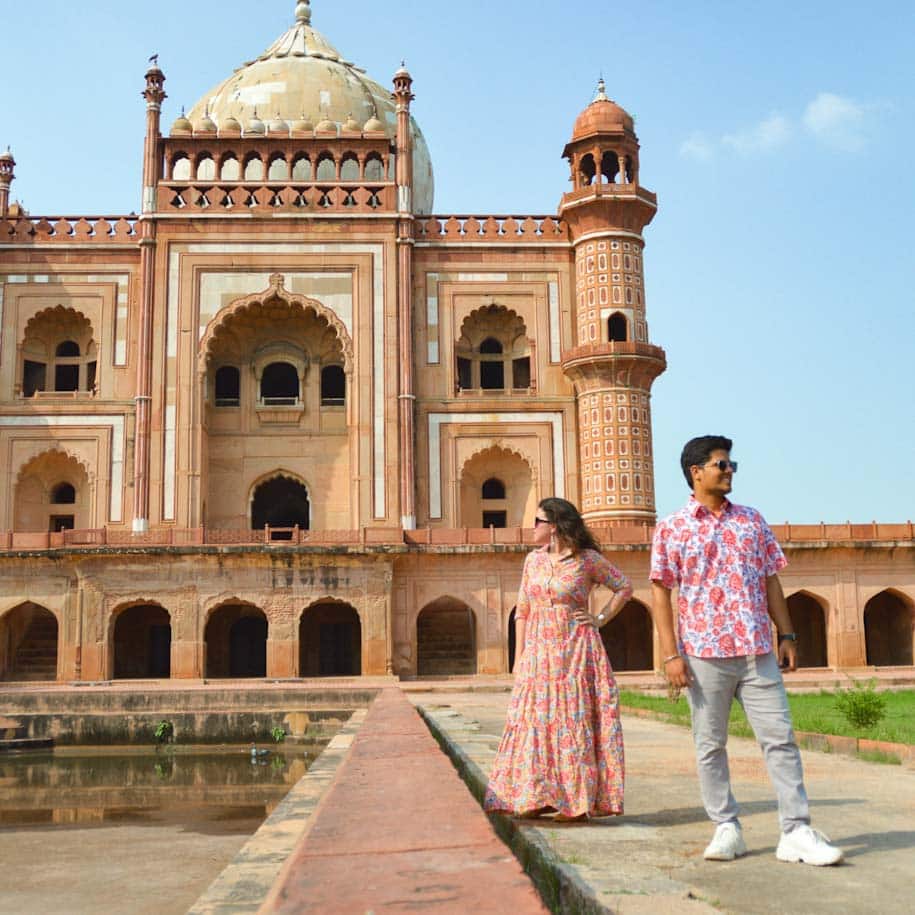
[2,0,913,523]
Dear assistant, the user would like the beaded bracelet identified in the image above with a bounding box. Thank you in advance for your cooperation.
[662,654,681,665]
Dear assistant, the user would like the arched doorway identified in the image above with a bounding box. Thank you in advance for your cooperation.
[864,591,914,666]
[786,592,828,668]
[508,607,517,673]
[113,604,171,678]
[251,474,310,531]
[299,602,361,676]
[601,600,653,671]
[205,603,268,678]
[0,603,58,681]
[416,598,477,675]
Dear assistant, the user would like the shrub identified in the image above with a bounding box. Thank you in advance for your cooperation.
[834,680,886,731]
[270,725,286,743]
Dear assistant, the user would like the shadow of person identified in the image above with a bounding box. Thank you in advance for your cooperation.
[832,829,915,861]
[629,796,863,828]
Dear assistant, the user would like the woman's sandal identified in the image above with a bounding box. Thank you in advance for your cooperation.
[553,812,588,822]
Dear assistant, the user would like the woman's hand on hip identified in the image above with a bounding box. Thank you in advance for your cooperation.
[571,608,598,627]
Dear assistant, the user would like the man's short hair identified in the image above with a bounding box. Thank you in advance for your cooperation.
[680,435,733,488]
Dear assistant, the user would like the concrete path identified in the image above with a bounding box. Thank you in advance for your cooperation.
[263,688,546,914]
[412,691,915,915]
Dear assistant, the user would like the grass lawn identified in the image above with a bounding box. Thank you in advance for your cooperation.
[619,688,915,746]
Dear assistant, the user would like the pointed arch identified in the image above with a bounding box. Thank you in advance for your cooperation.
[864,589,914,667]
[416,596,477,675]
[601,599,653,671]
[460,444,536,529]
[109,600,172,679]
[14,448,93,531]
[0,602,59,681]
[203,598,268,678]
[299,598,362,676]
[785,590,829,668]
[198,273,353,373]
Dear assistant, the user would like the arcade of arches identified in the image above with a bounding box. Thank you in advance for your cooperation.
[0,558,912,680]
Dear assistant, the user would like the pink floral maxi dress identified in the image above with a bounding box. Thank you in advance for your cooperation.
[484,548,630,817]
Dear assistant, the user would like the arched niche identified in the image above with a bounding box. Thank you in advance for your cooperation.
[600,599,653,671]
[0,602,58,681]
[250,472,311,533]
[416,597,477,676]
[299,601,361,676]
[111,603,172,679]
[786,592,828,668]
[204,602,268,678]
[459,445,534,529]
[864,590,914,666]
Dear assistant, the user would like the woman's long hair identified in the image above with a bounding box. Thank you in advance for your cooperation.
[539,497,601,553]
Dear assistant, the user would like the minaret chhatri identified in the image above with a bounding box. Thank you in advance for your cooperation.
[0,148,15,218]
[559,81,667,530]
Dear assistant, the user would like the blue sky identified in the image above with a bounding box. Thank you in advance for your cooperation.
[2,0,913,522]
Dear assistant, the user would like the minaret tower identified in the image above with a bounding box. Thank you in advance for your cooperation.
[0,148,15,218]
[559,81,666,530]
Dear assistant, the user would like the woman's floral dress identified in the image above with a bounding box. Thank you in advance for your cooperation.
[484,547,631,817]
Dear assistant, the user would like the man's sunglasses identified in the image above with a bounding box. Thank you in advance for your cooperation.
[703,460,738,472]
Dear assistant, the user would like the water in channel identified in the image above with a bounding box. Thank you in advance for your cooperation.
[0,743,326,915]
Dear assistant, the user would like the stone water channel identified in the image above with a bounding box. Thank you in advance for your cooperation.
[0,686,376,914]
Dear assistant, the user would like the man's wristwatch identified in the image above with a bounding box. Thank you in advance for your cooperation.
[777,633,797,644]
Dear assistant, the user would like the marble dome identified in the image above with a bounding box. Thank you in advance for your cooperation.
[185,0,434,214]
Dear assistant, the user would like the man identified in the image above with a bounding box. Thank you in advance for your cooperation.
[649,435,842,866]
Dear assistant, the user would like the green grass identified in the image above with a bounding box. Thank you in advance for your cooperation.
[619,688,915,746]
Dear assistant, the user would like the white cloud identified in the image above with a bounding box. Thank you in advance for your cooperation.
[722,113,791,155]
[679,132,715,161]
[803,92,868,151]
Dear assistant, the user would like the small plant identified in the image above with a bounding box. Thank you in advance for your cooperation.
[154,719,174,744]
[270,725,286,744]
[834,679,886,731]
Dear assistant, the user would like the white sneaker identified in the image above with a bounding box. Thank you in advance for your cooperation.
[703,822,747,861]
[776,825,843,866]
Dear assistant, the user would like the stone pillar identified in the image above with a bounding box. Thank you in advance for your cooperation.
[132,64,166,532]
[393,64,417,529]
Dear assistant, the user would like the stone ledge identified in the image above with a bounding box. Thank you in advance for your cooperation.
[187,707,368,914]
[416,705,715,914]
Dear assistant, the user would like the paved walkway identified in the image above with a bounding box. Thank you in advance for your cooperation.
[262,688,546,914]
[412,691,915,915]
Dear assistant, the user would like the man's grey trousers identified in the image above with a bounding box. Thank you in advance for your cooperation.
[685,652,810,832]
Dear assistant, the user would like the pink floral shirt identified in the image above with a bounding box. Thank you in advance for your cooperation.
[516,548,632,620]
[650,497,787,658]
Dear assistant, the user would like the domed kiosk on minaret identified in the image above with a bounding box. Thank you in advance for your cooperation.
[559,81,667,529]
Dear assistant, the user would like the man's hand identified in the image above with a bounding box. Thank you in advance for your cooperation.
[664,656,693,688]
[778,638,797,672]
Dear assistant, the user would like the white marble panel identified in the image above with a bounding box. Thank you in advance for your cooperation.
[549,281,560,362]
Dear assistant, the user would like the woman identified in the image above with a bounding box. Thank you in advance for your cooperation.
[484,497,632,821]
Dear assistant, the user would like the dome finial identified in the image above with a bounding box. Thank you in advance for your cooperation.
[594,77,609,102]
[295,0,311,24]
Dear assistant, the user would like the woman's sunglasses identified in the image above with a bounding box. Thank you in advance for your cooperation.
[534,517,551,526]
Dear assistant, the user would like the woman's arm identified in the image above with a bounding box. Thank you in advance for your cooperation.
[574,551,633,627]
